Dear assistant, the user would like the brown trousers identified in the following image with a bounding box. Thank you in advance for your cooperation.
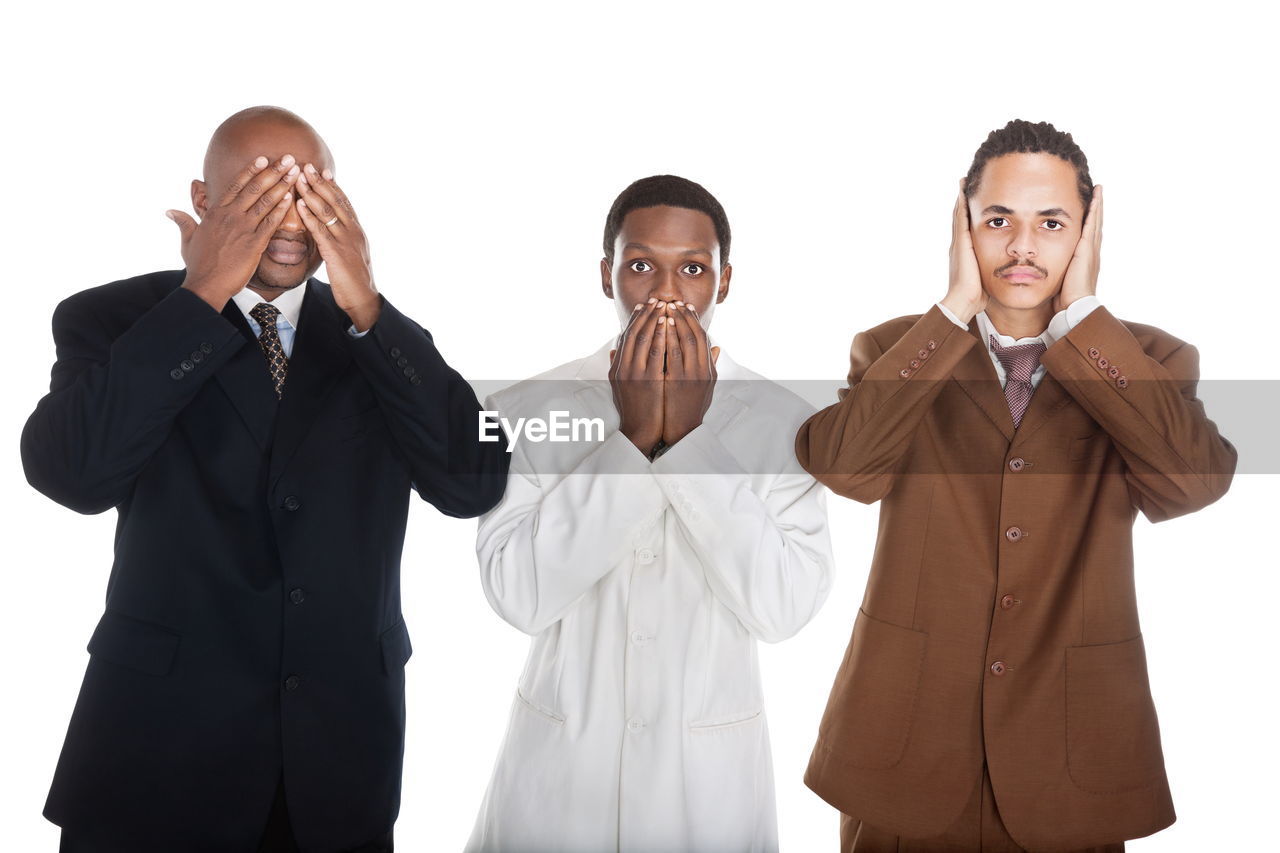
[840,765,1124,853]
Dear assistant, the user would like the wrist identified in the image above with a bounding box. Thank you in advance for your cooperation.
[181,275,238,312]
[940,293,979,325]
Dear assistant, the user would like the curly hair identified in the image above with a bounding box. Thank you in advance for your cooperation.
[603,175,731,268]
[964,120,1093,213]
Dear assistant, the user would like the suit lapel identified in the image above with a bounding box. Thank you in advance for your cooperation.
[952,321,1016,442]
[214,299,279,451]
[269,280,353,489]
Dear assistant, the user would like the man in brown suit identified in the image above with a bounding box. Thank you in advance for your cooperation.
[796,120,1237,852]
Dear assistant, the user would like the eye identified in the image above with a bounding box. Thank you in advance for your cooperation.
[682,263,705,275]
[1042,220,1065,231]
[986,217,1010,229]
[628,260,652,273]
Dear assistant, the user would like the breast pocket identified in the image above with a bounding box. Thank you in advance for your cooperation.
[1065,634,1166,793]
[87,610,181,677]
[818,608,927,770]
[1070,431,1112,462]
[339,405,386,443]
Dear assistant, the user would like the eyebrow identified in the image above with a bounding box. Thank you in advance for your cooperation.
[623,242,713,256]
[981,205,1073,220]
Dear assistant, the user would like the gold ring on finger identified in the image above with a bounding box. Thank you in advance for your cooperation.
[324,215,339,227]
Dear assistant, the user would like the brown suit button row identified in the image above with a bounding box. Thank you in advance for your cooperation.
[1086,346,1128,390]
[170,342,216,380]
[899,340,939,378]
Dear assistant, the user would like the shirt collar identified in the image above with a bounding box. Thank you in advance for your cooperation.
[231,280,308,330]
[976,310,1049,349]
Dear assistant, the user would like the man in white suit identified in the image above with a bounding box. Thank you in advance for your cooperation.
[466,175,835,852]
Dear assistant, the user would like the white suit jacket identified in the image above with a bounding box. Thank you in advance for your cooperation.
[466,339,835,853]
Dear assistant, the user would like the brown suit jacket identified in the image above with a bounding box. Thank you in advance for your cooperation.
[796,303,1236,850]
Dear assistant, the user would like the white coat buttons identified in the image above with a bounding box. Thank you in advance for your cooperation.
[637,548,655,564]
[627,718,646,732]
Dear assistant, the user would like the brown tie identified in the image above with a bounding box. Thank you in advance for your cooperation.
[249,302,289,399]
[989,334,1046,429]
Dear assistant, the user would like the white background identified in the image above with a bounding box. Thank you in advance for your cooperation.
[2,2,1276,850]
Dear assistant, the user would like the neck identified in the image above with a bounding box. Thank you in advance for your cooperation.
[984,301,1053,340]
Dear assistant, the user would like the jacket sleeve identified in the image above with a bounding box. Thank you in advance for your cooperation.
[347,295,510,518]
[475,419,670,635]
[20,286,245,514]
[1040,305,1237,522]
[650,423,834,643]
[795,304,977,503]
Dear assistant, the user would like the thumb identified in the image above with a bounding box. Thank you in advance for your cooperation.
[609,349,616,364]
[711,345,721,365]
[166,210,197,242]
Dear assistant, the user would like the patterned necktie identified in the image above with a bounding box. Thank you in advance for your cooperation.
[989,334,1046,429]
[249,302,289,399]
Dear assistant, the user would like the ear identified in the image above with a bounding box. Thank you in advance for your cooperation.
[715,262,732,304]
[191,179,209,220]
[600,257,614,300]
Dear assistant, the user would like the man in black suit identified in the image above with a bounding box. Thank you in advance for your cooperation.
[20,106,509,852]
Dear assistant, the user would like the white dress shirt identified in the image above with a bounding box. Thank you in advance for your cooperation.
[936,296,1101,389]
[230,282,369,357]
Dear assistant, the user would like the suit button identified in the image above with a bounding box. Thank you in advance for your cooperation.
[1117,376,1128,389]
[180,359,195,372]
[918,349,928,359]
[1000,594,1016,610]
[927,340,937,350]
[627,718,646,732]
[289,588,306,605]
[284,675,301,691]
[389,346,401,358]
[282,495,301,511]
[191,350,204,363]
[396,356,409,368]
[631,631,650,645]
[1097,357,1109,369]
[170,368,185,380]
[1088,347,1100,359]
[403,365,417,378]
[910,359,920,369]
[200,342,214,354]
[1008,457,1025,472]
[899,368,911,378]
[637,548,655,564]
[990,661,1007,676]
[1005,526,1023,542]
[410,375,422,386]
[1107,366,1120,378]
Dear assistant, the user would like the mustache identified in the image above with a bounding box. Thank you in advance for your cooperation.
[995,259,1048,278]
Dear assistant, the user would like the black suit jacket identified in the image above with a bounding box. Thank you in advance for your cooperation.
[21,270,509,852]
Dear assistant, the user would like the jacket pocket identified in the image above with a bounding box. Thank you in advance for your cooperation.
[379,616,413,674]
[689,709,763,732]
[1065,634,1166,793]
[87,610,180,677]
[515,687,565,725]
[818,607,927,770]
[1070,431,1111,461]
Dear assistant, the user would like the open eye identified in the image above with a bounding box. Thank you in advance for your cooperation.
[628,260,653,273]
[682,263,705,275]
[1042,220,1065,231]
[986,217,1010,229]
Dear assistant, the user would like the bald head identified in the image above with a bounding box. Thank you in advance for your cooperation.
[192,106,335,295]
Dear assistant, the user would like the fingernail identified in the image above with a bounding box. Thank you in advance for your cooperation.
[668,317,675,325]
[674,301,684,306]
[647,297,657,304]
[287,165,300,177]
[298,199,308,209]
[165,211,175,221]
[305,163,317,176]
[634,304,643,311]
[282,154,295,167]
[254,156,268,168]
[656,301,666,308]
[283,192,292,201]
[322,169,333,180]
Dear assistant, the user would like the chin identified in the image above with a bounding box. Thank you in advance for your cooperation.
[255,263,312,291]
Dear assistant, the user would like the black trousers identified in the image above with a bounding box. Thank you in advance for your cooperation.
[59,778,394,853]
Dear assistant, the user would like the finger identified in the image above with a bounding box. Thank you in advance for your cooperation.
[302,164,357,225]
[620,299,659,373]
[237,155,298,214]
[633,301,666,376]
[609,349,616,364]
[252,193,295,243]
[215,156,269,207]
[248,163,301,224]
[165,210,198,245]
[1094,185,1104,246]
[294,198,336,251]
[664,306,684,377]
[669,304,697,377]
[952,181,969,245]
[685,305,711,372]
[646,307,670,380]
[711,345,721,365]
[297,171,343,229]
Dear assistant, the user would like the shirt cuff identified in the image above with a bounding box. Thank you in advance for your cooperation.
[1044,295,1102,347]
[935,301,971,330]
[347,323,371,339]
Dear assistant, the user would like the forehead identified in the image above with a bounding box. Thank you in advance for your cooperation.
[617,205,718,254]
[972,153,1082,216]
[205,120,332,185]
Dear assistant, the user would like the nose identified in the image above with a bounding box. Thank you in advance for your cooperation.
[278,201,305,234]
[1006,223,1038,259]
[650,269,681,303]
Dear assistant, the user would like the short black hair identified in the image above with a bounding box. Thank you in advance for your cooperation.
[964,119,1094,213]
[603,175,731,268]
